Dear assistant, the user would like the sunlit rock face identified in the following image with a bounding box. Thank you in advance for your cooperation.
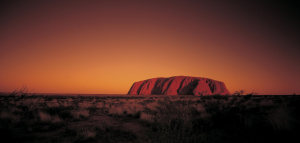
[127,76,231,95]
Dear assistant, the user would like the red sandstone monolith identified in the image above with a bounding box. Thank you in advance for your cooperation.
[127,76,231,96]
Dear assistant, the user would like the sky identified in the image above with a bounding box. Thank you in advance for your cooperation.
[0,0,299,95]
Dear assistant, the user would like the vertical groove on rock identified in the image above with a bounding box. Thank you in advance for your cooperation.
[207,80,215,93]
[177,77,187,94]
[127,80,144,95]
[151,78,164,95]
[164,76,186,95]
[178,78,199,95]
[137,80,148,95]
[157,78,170,94]
[162,77,174,95]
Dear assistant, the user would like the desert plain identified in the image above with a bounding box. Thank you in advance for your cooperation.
[1,90,299,143]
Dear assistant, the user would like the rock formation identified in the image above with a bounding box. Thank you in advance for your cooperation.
[127,76,230,95]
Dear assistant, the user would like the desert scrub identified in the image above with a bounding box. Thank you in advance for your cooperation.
[66,123,138,143]
[71,126,97,143]
[41,105,75,122]
[143,99,156,103]
[0,110,26,143]
[265,103,296,132]
[145,100,210,143]
[144,97,291,143]
[87,105,100,114]
[72,109,90,121]
[108,102,143,119]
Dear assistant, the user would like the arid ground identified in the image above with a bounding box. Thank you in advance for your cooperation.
[0,92,299,143]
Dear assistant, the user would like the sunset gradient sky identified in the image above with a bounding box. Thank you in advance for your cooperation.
[1,0,299,95]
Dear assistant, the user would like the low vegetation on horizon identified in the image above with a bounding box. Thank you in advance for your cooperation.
[0,87,299,143]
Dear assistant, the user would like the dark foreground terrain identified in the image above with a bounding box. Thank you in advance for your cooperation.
[0,92,299,143]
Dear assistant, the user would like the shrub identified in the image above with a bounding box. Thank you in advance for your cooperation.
[233,90,245,96]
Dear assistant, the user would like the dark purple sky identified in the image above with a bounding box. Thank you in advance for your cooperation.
[0,0,299,94]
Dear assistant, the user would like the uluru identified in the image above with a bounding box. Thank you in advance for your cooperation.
[127,76,231,96]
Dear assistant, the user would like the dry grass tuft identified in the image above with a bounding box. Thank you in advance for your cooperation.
[38,111,52,122]
[108,105,124,115]
[81,128,97,139]
[191,103,206,112]
[46,99,60,107]
[140,112,154,122]
[72,109,90,119]
[266,104,295,132]
[260,99,274,106]
[51,115,62,123]
[0,110,21,123]
[78,101,94,109]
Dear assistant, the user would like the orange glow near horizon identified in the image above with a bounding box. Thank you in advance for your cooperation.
[1,1,299,95]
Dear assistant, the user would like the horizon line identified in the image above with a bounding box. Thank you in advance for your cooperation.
[0,92,298,96]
